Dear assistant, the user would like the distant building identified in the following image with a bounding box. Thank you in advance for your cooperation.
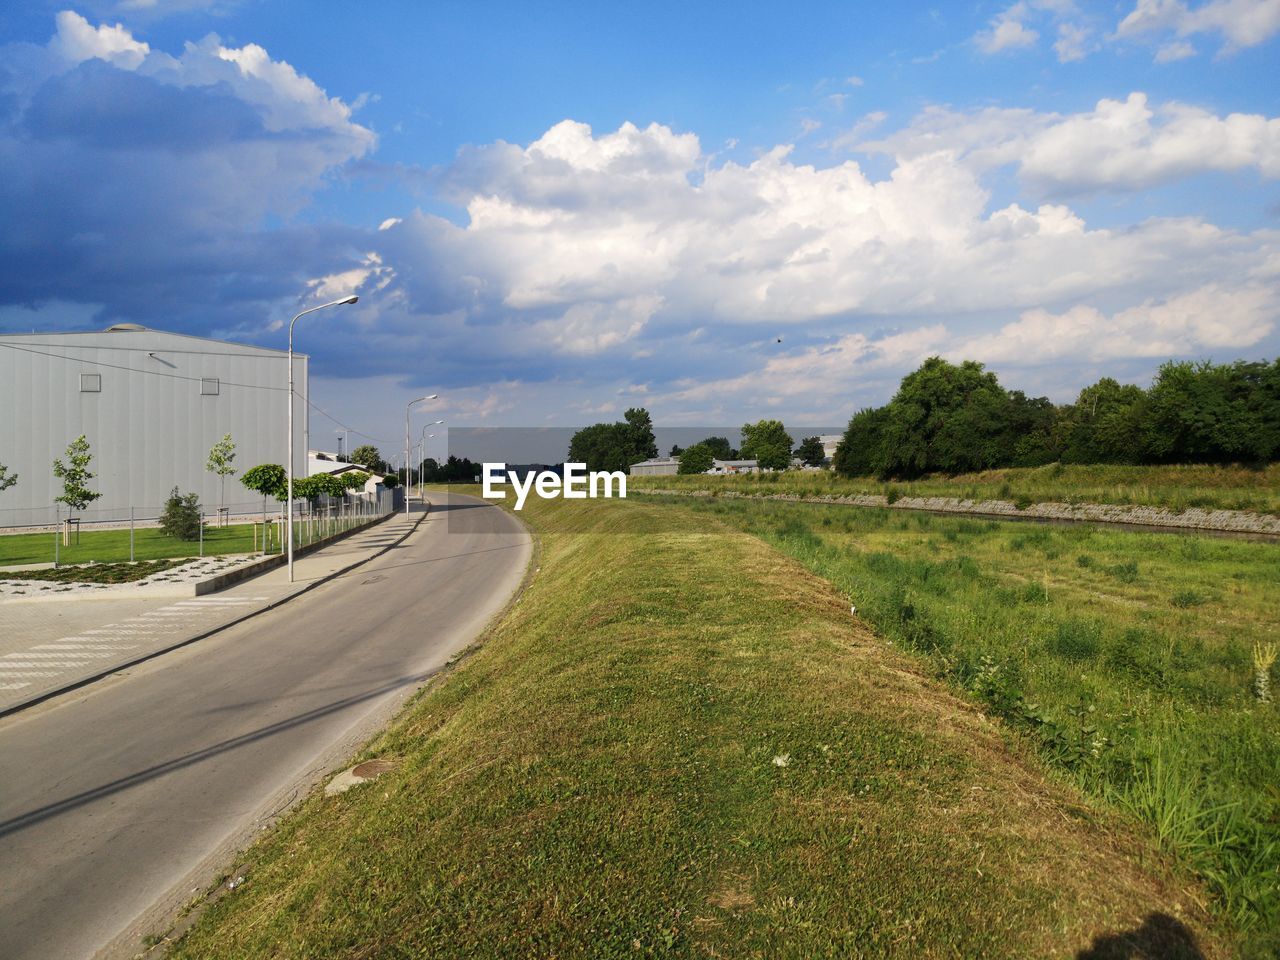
[819,434,842,460]
[710,459,760,474]
[307,451,387,496]
[628,457,680,476]
[0,324,307,526]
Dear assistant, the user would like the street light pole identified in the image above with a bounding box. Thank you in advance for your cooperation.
[288,294,358,583]
[405,395,438,518]
[419,421,443,499]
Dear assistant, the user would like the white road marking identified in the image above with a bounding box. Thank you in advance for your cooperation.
[33,644,137,651]
[0,683,31,690]
[5,651,114,660]
[0,671,60,677]
[0,661,88,668]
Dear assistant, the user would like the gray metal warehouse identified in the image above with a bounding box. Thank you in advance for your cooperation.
[0,324,307,528]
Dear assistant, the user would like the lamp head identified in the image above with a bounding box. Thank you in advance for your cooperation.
[339,295,359,305]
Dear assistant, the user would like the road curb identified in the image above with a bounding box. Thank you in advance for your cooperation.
[0,505,431,722]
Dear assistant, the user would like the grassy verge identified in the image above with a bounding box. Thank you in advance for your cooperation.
[681,496,1278,954]
[631,463,1280,515]
[0,558,195,584]
[170,494,1224,959]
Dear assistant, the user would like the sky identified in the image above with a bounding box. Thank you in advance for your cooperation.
[0,0,1277,462]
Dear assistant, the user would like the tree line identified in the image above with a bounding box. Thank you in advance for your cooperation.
[834,356,1280,480]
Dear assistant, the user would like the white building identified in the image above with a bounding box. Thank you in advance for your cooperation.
[307,451,388,496]
[0,324,308,526]
[628,457,680,476]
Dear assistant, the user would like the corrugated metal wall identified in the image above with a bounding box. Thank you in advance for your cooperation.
[0,329,308,526]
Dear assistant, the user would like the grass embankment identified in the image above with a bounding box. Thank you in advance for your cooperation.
[684,497,1278,954]
[631,463,1280,515]
[171,495,1223,959]
[0,558,194,584]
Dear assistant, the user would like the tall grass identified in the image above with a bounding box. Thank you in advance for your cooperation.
[686,497,1279,955]
[632,462,1280,515]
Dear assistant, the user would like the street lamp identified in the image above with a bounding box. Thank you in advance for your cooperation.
[405,395,439,518]
[287,294,358,583]
[419,423,442,498]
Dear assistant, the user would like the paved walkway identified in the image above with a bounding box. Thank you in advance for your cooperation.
[0,509,422,714]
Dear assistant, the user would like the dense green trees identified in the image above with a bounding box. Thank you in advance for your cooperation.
[568,408,658,472]
[420,455,481,483]
[678,444,715,474]
[835,356,1280,480]
[795,437,826,466]
[741,420,793,471]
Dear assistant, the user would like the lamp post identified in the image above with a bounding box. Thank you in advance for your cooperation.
[287,295,358,583]
[419,421,443,498]
[405,395,439,518]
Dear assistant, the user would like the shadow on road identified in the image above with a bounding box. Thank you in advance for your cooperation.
[0,673,433,838]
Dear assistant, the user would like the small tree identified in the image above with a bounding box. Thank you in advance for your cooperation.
[240,463,288,503]
[159,486,202,541]
[740,420,794,471]
[295,473,348,504]
[350,445,385,472]
[0,461,16,493]
[206,433,237,515]
[796,436,826,466]
[341,471,371,492]
[678,443,714,474]
[53,435,103,519]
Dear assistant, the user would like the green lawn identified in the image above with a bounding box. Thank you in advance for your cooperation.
[168,494,1227,959]
[631,462,1280,515]
[683,496,1278,954]
[0,523,267,567]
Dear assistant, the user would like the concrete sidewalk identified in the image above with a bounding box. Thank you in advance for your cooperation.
[0,505,426,716]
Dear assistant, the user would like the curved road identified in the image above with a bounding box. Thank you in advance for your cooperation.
[0,492,530,960]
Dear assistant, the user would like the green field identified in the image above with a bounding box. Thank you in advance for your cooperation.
[168,494,1230,959]
[0,510,378,568]
[631,462,1280,515]
[0,523,266,567]
[679,496,1278,954]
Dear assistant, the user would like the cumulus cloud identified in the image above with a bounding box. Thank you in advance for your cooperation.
[0,11,373,328]
[976,3,1041,52]
[322,112,1280,427]
[1115,0,1280,56]
[951,285,1277,363]
[857,92,1280,194]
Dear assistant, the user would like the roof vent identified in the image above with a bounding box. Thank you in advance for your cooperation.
[105,323,147,332]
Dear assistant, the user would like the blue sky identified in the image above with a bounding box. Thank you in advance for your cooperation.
[1,1,1277,457]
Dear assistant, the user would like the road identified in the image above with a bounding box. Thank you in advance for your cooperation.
[0,492,531,960]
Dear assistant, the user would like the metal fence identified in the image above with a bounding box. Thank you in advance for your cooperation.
[1,490,395,567]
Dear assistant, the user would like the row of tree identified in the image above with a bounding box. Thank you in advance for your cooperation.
[833,357,1280,480]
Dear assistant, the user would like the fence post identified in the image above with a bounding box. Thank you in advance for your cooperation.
[130,506,135,562]
[199,509,204,557]
[53,506,60,568]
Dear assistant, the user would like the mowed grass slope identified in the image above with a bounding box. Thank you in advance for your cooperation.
[685,498,1277,954]
[170,495,1223,959]
[631,462,1280,515]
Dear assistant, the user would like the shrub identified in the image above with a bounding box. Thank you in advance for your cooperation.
[1171,590,1207,608]
[159,486,202,541]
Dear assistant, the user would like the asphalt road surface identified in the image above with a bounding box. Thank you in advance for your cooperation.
[0,493,531,960]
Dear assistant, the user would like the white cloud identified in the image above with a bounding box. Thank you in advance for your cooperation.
[952,285,1277,363]
[50,10,149,68]
[858,93,1280,194]
[1054,22,1093,60]
[1155,39,1198,59]
[977,3,1041,52]
[1116,0,1280,56]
